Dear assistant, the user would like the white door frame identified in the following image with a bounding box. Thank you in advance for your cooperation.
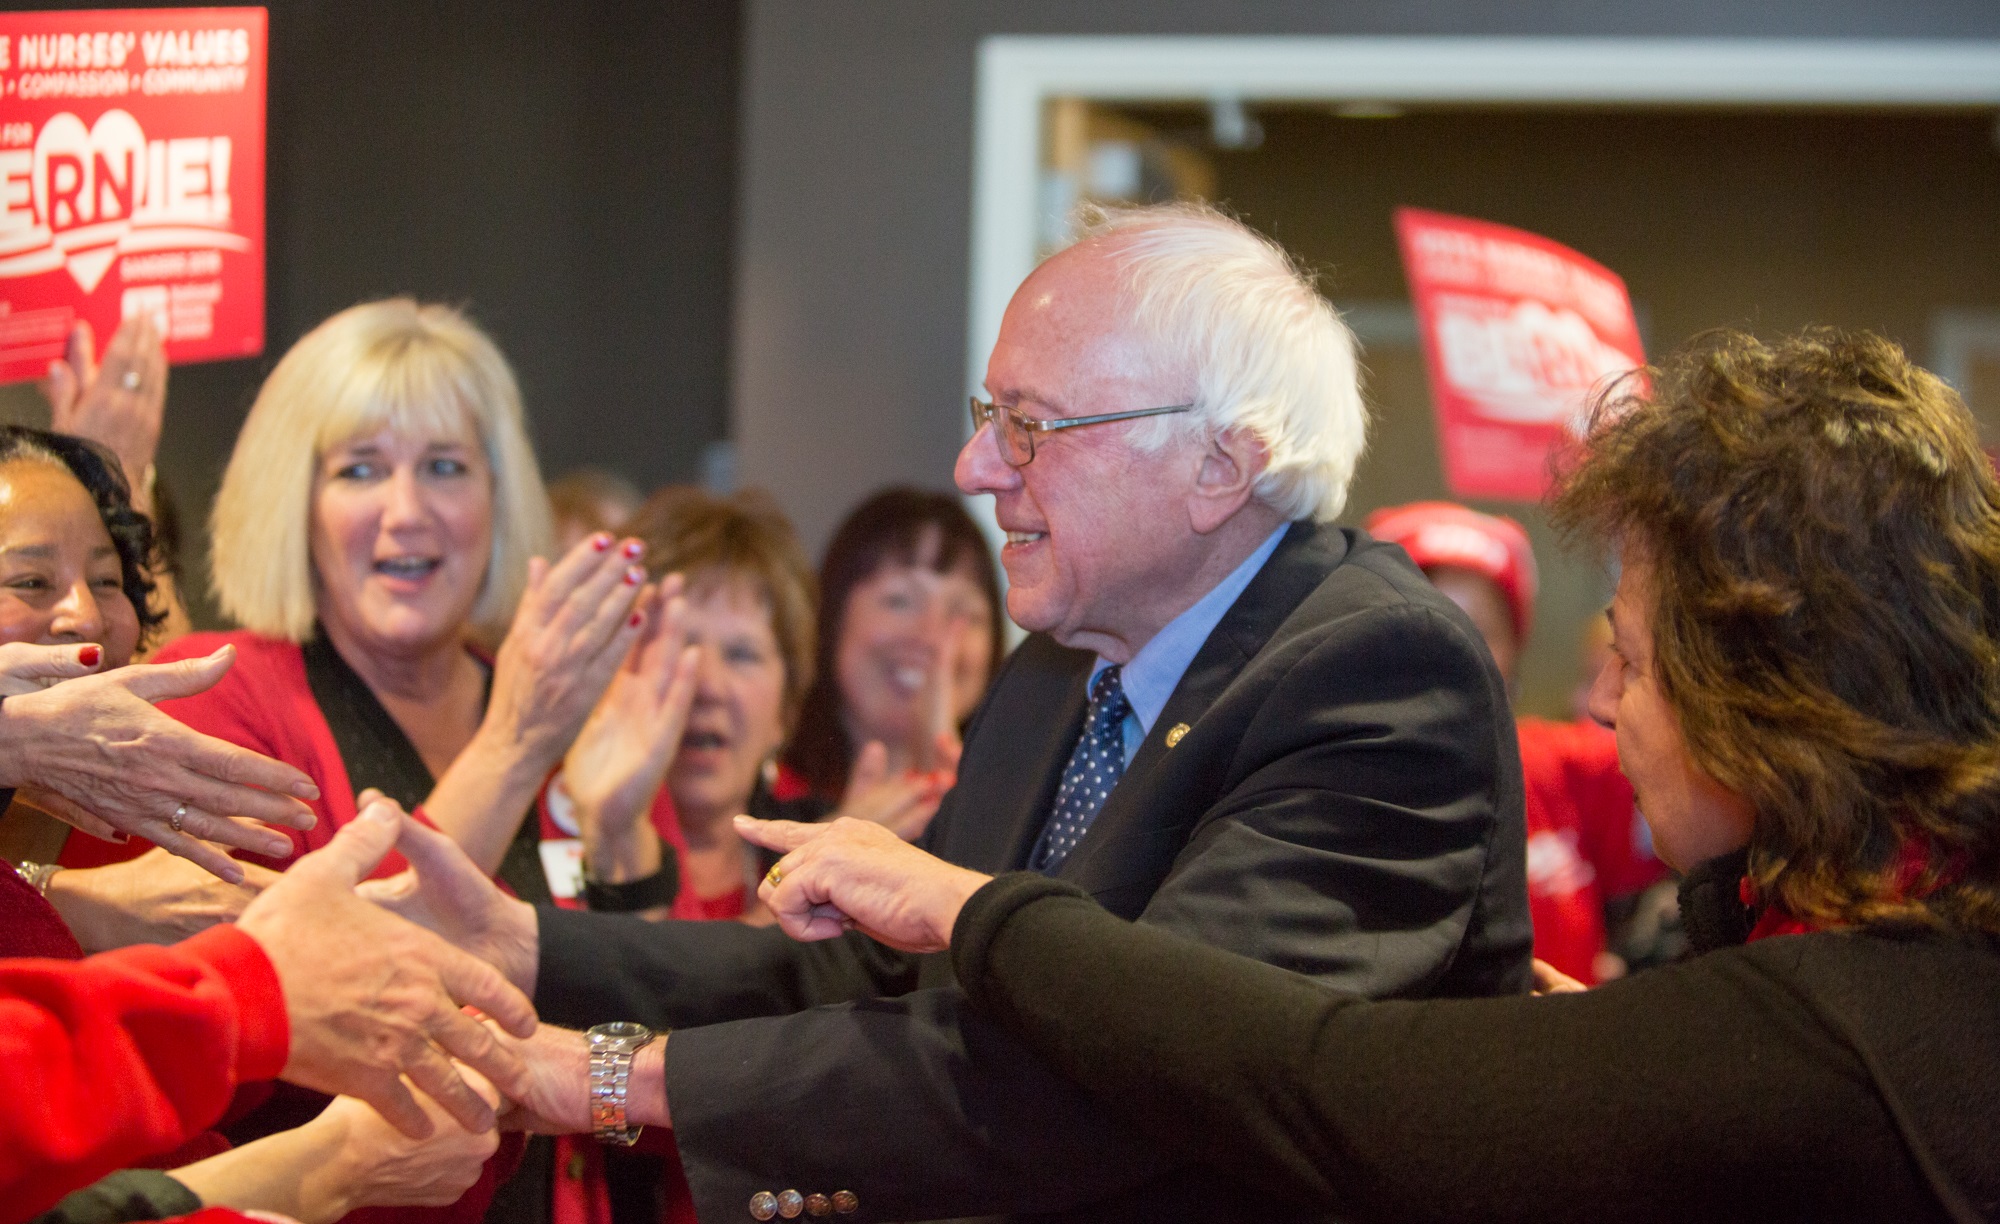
[967,35,2000,399]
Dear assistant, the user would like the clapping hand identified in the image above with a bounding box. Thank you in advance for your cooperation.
[563,573,701,845]
[39,316,167,501]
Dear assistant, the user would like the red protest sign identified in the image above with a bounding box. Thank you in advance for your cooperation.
[1394,207,1645,502]
[0,8,265,384]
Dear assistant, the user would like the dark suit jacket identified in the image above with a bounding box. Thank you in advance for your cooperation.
[534,521,1532,1223]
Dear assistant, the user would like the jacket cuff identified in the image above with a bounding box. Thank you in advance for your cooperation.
[950,872,1087,1011]
[174,926,290,1082]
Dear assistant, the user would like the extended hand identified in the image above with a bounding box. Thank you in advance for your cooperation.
[356,806,543,996]
[44,844,278,953]
[0,645,319,882]
[735,815,990,953]
[237,799,538,1138]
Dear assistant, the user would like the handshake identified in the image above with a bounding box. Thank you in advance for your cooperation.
[260,801,979,1148]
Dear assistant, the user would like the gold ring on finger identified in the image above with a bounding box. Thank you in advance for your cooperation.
[764,864,784,889]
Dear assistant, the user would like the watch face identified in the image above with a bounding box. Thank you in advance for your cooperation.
[590,1021,654,1051]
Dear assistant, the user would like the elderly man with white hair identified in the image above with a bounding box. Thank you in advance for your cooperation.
[391,202,1530,1223]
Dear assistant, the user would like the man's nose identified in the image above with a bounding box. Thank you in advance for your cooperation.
[955,423,1019,496]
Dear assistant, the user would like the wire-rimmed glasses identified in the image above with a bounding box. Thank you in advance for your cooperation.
[968,397,1194,467]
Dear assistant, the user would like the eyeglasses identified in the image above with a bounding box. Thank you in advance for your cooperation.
[968,397,1194,468]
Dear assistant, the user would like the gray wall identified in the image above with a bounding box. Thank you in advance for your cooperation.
[733,0,2000,556]
[3,0,743,625]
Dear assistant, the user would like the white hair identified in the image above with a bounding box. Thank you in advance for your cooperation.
[1067,202,1367,523]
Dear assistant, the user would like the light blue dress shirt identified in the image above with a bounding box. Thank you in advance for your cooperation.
[1088,522,1291,765]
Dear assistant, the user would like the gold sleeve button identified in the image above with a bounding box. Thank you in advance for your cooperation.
[832,1190,860,1215]
[749,1191,779,1221]
[777,1189,805,1219]
[805,1194,833,1217]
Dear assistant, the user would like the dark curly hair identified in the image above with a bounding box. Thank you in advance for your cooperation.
[1552,328,2000,935]
[782,486,1004,801]
[0,425,166,647]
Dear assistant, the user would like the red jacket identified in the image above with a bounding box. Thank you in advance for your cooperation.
[0,926,287,1222]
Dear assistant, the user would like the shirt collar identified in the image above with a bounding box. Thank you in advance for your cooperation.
[1091,522,1290,736]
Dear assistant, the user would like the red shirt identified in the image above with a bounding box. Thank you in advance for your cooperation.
[1516,717,1667,984]
[0,926,287,1221]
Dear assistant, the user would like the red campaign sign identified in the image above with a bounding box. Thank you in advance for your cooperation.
[1394,207,1646,502]
[0,8,265,384]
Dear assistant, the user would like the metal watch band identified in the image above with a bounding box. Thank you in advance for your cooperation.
[587,1022,657,1146]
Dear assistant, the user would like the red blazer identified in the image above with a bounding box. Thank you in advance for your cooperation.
[0,926,287,1222]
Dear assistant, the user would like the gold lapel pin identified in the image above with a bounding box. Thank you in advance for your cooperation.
[1165,722,1190,748]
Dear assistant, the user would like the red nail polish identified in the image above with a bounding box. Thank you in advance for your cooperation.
[592,533,613,552]
[78,644,101,667]
[629,611,644,627]
[623,540,643,559]
[625,565,644,585]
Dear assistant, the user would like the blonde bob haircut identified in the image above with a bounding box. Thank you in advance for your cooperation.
[211,298,554,642]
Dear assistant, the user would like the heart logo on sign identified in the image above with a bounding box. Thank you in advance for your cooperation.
[32,109,147,293]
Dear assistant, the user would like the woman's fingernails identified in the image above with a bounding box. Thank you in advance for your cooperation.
[77,644,101,667]
[592,533,613,552]
[291,781,322,800]
[629,611,644,627]
[622,539,644,559]
[625,565,645,586]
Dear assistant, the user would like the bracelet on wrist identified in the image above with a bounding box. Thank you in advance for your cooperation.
[582,858,678,912]
[13,860,62,896]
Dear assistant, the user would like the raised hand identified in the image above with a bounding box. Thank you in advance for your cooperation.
[39,316,167,501]
[564,573,700,860]
[237,798,538,1138]
[736,815,990,953]
[0,644,319,883]
[425,531,654,873]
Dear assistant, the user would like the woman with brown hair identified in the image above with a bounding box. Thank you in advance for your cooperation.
[744,329,2000,1223]
[777,487,1004,837]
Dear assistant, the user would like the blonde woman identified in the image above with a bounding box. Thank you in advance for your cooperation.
[62,298,652,896]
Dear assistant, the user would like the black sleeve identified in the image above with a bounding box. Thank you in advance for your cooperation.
[533,905,920,1030]
[31,1170,200,1224]
[954,874,1933,1224]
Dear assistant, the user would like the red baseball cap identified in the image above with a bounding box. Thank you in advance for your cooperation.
[1364,501,1538,644]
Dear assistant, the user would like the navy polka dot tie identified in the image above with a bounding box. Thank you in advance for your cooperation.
[1031,665,1130,874]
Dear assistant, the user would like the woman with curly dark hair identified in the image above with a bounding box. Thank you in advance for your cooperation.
[744,329,2000,1223]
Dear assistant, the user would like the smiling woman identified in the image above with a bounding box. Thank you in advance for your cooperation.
[52,299,661,1224]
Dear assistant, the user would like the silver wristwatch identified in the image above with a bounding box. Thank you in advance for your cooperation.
[586,1021,657,1145]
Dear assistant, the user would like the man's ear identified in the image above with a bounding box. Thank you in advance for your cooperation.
[1188,427,1270,535]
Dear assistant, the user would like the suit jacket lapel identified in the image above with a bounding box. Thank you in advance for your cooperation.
[1060,520,1349,890]
[942,634,1093,872]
